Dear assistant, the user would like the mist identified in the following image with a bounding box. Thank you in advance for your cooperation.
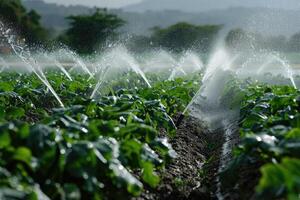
[126,0,300,12]
[41,0,143,8]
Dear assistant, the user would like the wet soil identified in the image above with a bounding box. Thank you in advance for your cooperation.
[222,162,261,200]
[133,115,260,200]
[133,115,224,200]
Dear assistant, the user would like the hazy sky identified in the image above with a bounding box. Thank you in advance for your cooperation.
[41,0,300,11]
[43,0,143,8]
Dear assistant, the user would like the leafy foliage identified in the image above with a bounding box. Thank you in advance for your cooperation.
[0,0,48,44]
[224,83,300,199]
[0,71,196,199]
[150,23,221,53]
[257,158,300,200]
[60,9,125,54]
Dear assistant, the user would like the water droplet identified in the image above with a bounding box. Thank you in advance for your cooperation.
[60,149,66,155]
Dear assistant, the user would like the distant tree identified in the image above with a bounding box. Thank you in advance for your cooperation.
[0,0,48,44]
[61,9,125,54]
[226,29,246,48]
[226,29,288,52]
[150,22,221,52]
[225,28,256,51]
[126,35,153,53]
[263,35,287,51]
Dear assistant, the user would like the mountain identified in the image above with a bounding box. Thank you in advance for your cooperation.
[125,0,300,12]
[23,0,94,33]
[22,0,300,37]
[25,0,142,8]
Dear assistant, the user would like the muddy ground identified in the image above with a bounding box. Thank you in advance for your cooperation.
[132,115,224,200]
[132,115,260,200]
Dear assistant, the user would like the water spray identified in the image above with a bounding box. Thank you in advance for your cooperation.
[0,56,9,72]
[0,21,65,107]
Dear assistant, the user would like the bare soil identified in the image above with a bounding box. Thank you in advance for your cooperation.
[132,115,224,200]
[133,114,260,200]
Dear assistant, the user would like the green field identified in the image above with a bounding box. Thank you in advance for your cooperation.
[0,69,300,199]
[0,71,198,199]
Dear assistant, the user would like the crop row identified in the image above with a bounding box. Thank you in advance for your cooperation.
[223,83,300,199]
[0,71,198,199]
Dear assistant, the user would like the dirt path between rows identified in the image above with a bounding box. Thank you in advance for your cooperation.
[133,115,225,200]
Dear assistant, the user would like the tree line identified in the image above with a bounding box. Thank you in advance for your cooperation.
[0,0,47,44]
[1,0,300,54]
[225,29,300,52]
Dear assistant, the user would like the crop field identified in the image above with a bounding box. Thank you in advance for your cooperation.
[0,27,300,199]
[2,0,300,199]
[221,83,300,199]
[0,63,299,200]
[0,70,199,199]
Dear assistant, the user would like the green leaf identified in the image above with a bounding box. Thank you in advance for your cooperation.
[7,107,25,119]
[0,188,28,200]
[13,147,32,166]
[18,123,30,139]
[120,139,142,168]
[63,184,81,200]
[257,158,300,199]
[0,82,14,92]
[285,128,300,139]
[142,162,160,188]
[0,132,11,148]
[109,160,143,196]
